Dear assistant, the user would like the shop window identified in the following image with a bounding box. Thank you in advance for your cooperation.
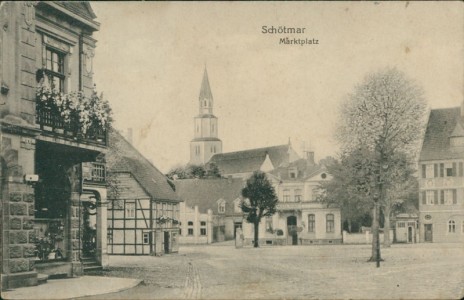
[326,214,334,233]
[308,214,315,233]
[448,220,456,233]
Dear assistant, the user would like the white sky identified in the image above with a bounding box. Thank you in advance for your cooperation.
[91,1,463,173]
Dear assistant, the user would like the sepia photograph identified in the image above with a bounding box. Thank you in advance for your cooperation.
[0,1,463,299]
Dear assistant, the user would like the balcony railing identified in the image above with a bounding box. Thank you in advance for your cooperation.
[36,105,107,146]
[83,162,106,184]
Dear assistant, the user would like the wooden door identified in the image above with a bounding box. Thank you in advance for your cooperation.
[424,224,433,242]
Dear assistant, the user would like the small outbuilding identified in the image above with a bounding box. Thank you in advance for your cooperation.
[394,213,418,243]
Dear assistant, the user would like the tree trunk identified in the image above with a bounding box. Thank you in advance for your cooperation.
[253,220,260,248]
[383,204,391,247]
[369,203,381,263]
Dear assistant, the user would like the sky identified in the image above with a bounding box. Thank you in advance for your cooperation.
[91,1,463,173]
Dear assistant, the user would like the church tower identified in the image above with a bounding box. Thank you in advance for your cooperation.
[189,68,223,165]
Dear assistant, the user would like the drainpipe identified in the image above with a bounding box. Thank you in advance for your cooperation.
[78,34,83,91]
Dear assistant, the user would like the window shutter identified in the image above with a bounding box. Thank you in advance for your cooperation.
[421,191,426,205]
[452,163,457,177]
[422,165,426,178]
[440,163,445,177]
[459,162,463,177]
[453,189,457,204]
[440,190,445,205]
[434,164,438,178]
[434,191,438,204]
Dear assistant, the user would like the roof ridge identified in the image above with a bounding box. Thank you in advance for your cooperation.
[211,144,288,158]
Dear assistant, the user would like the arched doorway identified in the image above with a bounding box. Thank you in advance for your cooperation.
[287,216,298,245]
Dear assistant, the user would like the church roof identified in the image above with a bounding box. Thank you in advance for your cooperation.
[419,106,464,161]
[107,129,179,202]
[209,144,293,175]
[199,68,213,100]
[174,178,244,214]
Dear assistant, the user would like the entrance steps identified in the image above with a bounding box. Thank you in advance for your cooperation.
[37,273,49,285]
[82,256,102,272]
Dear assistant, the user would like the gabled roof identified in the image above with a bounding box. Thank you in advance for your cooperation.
[55,1,97,21]
[270,158,323,181]
[107,129,179,202]
[199,68,213,100]
[209,144,294,175]
[174,178,244,214]
[419,107,464,161]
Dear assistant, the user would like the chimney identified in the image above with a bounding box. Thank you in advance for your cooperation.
[127,128,133,145]
[304,150,315,166]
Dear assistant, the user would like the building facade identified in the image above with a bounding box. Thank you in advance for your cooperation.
[106,130,181,255]
[1,2,110,289]
[418,101,464,243]
[242,153,342,246]
[189,68,222,165]
[175,178,245,243]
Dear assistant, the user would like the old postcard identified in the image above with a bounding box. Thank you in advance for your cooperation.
[1,1,463,299]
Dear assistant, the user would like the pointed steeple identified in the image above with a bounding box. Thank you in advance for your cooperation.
[199,67,213,100]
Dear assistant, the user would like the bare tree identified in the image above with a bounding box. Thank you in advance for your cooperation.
[337,68,426,262]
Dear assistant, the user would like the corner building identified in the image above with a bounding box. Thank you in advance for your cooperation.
[1,2,109,289]
[418,101,464,243]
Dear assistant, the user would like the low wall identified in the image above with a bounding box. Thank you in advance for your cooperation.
[342,230,394,244]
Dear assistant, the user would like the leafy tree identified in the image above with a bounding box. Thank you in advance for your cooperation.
[240,171,278,248]
[318,151,373,233]
[166,163,221,180]
[337,68,426,262]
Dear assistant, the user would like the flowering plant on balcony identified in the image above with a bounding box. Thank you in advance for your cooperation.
[36,83,112,135]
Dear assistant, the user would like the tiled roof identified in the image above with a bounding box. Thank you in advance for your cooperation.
[55,1,97,21]
[209,144,291,175]
[419,107,464,161]
[107,129,179,202]
[270,158,323,180]
[174,178,245,214]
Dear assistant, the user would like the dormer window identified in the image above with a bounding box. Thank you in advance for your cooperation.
[218,200,226,214]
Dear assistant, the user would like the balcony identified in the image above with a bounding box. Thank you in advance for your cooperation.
[35,85,111,147]
[82,162,106,185]
[277,202,302,211]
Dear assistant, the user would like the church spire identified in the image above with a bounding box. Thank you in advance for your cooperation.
[199,67,213,101]
[190,68,223,165]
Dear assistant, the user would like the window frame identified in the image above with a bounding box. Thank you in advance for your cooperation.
[326,214,335,233]
[308,214,315,233]
[44,47,66,92]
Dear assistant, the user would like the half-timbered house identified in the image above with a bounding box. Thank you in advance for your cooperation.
[106,130,181,255]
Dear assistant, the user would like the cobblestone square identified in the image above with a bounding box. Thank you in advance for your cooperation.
[85,242,464,299]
